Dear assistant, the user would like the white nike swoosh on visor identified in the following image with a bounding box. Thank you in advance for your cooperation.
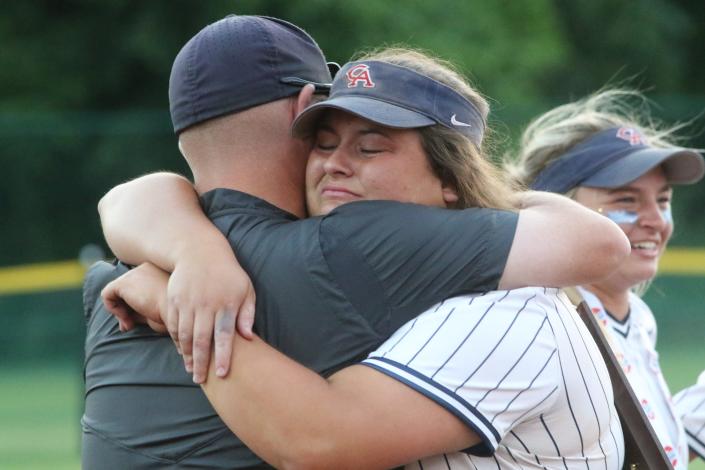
[450,114,472,127]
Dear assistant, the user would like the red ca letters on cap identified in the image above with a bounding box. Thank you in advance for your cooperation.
[346,64,375,88]
[616,127,646,146]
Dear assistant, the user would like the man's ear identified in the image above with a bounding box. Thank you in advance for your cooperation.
[294,84,316,117]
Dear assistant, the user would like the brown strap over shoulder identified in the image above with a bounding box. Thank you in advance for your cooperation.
[562,287,673,470]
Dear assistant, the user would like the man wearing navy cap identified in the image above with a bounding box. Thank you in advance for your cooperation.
[82,15,341,469]
[83,15,627,469]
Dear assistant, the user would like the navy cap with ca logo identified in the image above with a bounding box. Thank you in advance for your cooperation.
[531,126,705,193]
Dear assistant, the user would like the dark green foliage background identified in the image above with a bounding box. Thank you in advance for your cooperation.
[1,0,704,265]
[1,4,703,467]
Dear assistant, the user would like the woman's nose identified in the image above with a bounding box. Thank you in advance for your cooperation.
[322,147,353,177]
[637,202,670,230]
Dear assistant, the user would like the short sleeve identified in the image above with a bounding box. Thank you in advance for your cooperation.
[361,290,560,455]
[320,201,518,333]
[83,260,127,323]
[673,371,705,460]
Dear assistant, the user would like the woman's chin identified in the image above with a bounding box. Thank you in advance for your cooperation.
[621,262,660,287]
[311,200,344,216]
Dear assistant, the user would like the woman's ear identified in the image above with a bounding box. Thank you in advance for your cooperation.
[442,185,459,205]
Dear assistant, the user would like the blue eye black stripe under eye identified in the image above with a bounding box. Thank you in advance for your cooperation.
[602,208,672,225]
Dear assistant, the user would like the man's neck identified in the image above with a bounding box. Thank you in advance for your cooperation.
[181,106,309,219]
[194,163,306,219]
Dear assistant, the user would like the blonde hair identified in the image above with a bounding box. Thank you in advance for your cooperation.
[507,88,686,295]
[505,89,684,188]
[356,47,516,210]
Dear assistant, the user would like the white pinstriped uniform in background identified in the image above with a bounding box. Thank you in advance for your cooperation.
[674,370,705,461]
[362,287,624,468]
[578,287,689,469]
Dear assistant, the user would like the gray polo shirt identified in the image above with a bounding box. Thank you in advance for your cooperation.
[82,189,517,469]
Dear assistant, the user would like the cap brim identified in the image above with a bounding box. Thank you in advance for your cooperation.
[582,147,705,188]
[292,96,435,138]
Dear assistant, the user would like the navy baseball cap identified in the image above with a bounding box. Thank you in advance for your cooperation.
[292,60,486,147]
[531,127,705,193]
[169,15,334,134]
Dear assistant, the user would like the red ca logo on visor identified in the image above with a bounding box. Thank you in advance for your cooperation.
[346,64,375,88]
[616,127,646,146]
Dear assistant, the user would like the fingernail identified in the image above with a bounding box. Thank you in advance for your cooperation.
[216,367,225,377]
[185,363,193,373]
[193,375,202,384]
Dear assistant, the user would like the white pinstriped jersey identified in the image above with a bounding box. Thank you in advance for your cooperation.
[362,287,624,468]
[674,370,705,461]
[578,287,688,469]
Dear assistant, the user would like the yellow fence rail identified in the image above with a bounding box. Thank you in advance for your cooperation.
[658,249,705,275]
[0,260,86,295]
[0,248,704,296]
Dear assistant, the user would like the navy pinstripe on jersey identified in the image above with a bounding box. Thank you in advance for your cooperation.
[362,287,624,469]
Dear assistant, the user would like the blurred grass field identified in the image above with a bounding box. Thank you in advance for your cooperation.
[0,275,702,469]
[0,365,82,470]
[0,350,703,469]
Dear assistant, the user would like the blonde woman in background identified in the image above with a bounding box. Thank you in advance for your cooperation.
[508,89,705,468]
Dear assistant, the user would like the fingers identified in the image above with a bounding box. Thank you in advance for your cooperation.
[236,287,256,339]
[178,307,195,374]
[214,307,237,378]
[110,300,134,332]
[146,318,169,334]
[166,298,181,355]
[191,310,215,384]
[162,260,258,382]
[101,282,135,331]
